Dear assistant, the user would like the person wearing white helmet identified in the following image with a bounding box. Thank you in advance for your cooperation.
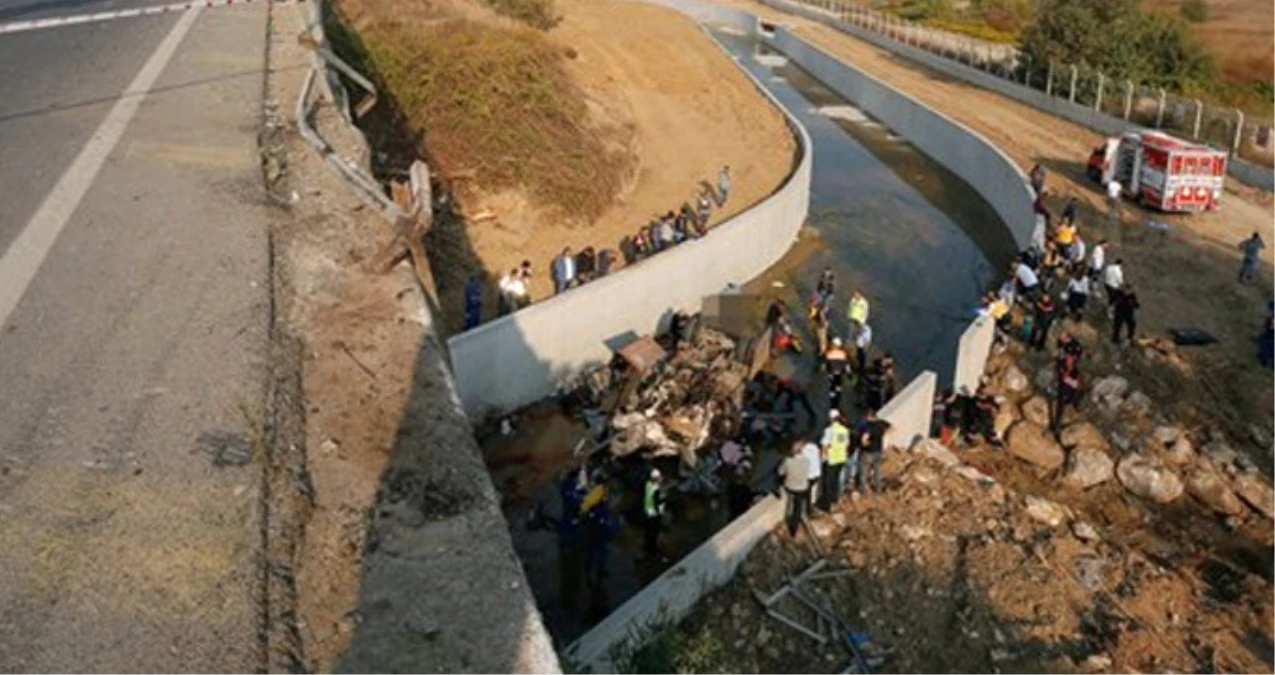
[642,468,666,559]
[823,337,850,409]
[818,409,851,510]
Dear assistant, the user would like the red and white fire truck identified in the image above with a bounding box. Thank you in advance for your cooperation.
[1086,130,1227,212]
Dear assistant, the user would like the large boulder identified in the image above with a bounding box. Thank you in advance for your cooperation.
[994,401,1019,439]
[1232,473,1275,520]
[1090,375,1129,411]
[1059,422,1109,452]
[1001,365,1030,397]
[1062,445,1115,489]
[1186,463,1246,516]
[1116,453,1184,504]
[1021,396,1050,428]
[1007,422,1065,470]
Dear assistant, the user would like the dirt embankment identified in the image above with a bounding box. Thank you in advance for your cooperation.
[331,0,797,332]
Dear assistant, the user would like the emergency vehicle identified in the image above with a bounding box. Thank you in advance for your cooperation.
[1086,130,1227,212]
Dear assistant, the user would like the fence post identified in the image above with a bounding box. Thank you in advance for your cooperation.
[1045,61,1055,96]
[1232,109,1244,152]
[1191,99,1203,139]
[1022,56,1031,85]
[1154,89,1166,128]
[1095,72,1105,111]
[1068,65,1078,102]
[1123,80,1133,119]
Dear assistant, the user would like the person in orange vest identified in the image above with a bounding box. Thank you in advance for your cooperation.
[822,336,850,410]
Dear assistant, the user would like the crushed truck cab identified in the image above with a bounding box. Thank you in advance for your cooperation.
[1086,130,1227,213]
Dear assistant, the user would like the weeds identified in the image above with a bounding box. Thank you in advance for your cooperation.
[477,0,560,30]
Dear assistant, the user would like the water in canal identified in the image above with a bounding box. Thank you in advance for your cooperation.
[488,26,1018,647]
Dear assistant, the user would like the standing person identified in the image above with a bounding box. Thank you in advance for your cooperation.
[879,352,898,402]
[463,275,483,330]
[1089,239,1107,286]
[1260,301,1274,368]
[1029,163,1047,196]
[1069,234,1087,275]
[778,441,810,537]
[1060,196,1080,226]
[1103,257,1125,306]
[819,410,850,509]
[816,268,836,308]
[1014,256,1041,300]
[822,337,850,410]
[596,248,616,278]
[1052,334,1083,436]
[1105,178,1122,226]
[848,291,870,333]
[1238,232,1266,284]
[1030,293,1057,350]
[1112,283,1140,345]
[854,408,892,495]
[552,247,577,294]
[641,469,666,560]
[854,322,873,375]
[1055,219,1076,261]
[1040,242,1063,292]
[801,435,822,513]
[862,359,886,411]
[715,165,732,207]
[696,192,712,229]
[497,267,518,316]
[576,246,597,284]
[1065,271,1091,320]
[968,385,1003,447]
[661,211,678,245]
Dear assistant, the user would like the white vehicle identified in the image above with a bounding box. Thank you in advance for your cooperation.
[1086,130,1227,213]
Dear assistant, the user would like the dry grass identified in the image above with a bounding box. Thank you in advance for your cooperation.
[330,2,633,223]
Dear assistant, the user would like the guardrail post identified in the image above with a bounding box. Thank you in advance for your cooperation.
[1045,61,1055,96]
[1094,72,1105,111]
[1068,65,1078,102]
[1191,99,1203,138]
[1123,80,1133,119]
[1232,109,1244,152]
[1022,56,1031,85]
[1154,88,1166,128]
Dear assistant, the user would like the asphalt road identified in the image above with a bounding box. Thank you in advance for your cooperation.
[0,1,271,670]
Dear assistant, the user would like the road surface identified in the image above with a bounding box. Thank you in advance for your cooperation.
[0,0,271,670]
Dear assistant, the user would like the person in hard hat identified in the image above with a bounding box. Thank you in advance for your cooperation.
[848,291,870,332]
[642,468,666,560]
[822,336,850,409]
[818,410,851,510]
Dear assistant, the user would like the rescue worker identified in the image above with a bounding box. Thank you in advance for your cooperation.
[642,468,666,560]
[1054,220,1076,262]
[1052,334,1084,436]
[848,291,870,332]
[818,410,850,510]
[822,337,850,410]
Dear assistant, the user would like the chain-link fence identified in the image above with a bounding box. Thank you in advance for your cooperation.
[775,0,1275,168]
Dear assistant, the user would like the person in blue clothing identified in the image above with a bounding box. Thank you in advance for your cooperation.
[462,275,482,330]
[582,500,621,587]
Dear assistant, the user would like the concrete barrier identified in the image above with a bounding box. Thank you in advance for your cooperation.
[758,0,1274,193]
[772,27,1039,251]
[953,315,995,395]
[563,494,785,671]
[878,369,937,450]
[446,11,813,420]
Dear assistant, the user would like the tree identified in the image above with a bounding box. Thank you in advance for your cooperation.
[1019,0,1214,91]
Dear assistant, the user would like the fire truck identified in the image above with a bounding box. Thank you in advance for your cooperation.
[1086,130,1227,212]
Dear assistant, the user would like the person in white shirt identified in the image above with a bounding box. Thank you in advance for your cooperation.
[1070,235,1087,271]
[1089,239,1107,283]
[854,323,873,374]
[801,439,822,512]
[504,269,529,310]
[1106,180,1122,224]
[498,268,517,315]
[1103,257,1124,304]
[1014,259,1040,299]
[1065,272,1091,319]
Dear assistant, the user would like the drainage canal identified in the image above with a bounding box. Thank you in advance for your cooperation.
[479,26,1018,648]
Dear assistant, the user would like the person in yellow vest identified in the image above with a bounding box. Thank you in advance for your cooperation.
[848,291,870,332]
[818,410,851,510]
[1054,220,1077,263]
[642,468,666,560]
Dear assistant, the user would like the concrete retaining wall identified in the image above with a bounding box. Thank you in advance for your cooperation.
[879,370,937,449]
[446,12,813,420]
[953,315,995,395]
[773,27,1039,251]
[759,0,1275,193]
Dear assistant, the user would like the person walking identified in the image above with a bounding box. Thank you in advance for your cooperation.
[642,468,666,560]
[1238,232,1266,284]
[1105,178,1122,226]
[820,410,850,508]
[1112,283,1140,345]
[854,408,892,495]
[552,247,577,294]
[715,165,732,207]
[1030,293,1057,350]
[778,441,810,537]
[1089,239,1107,286]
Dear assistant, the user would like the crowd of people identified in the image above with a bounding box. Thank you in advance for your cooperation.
[461,166,734,330]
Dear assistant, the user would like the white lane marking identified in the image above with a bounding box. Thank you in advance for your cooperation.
[0,7,201,332]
